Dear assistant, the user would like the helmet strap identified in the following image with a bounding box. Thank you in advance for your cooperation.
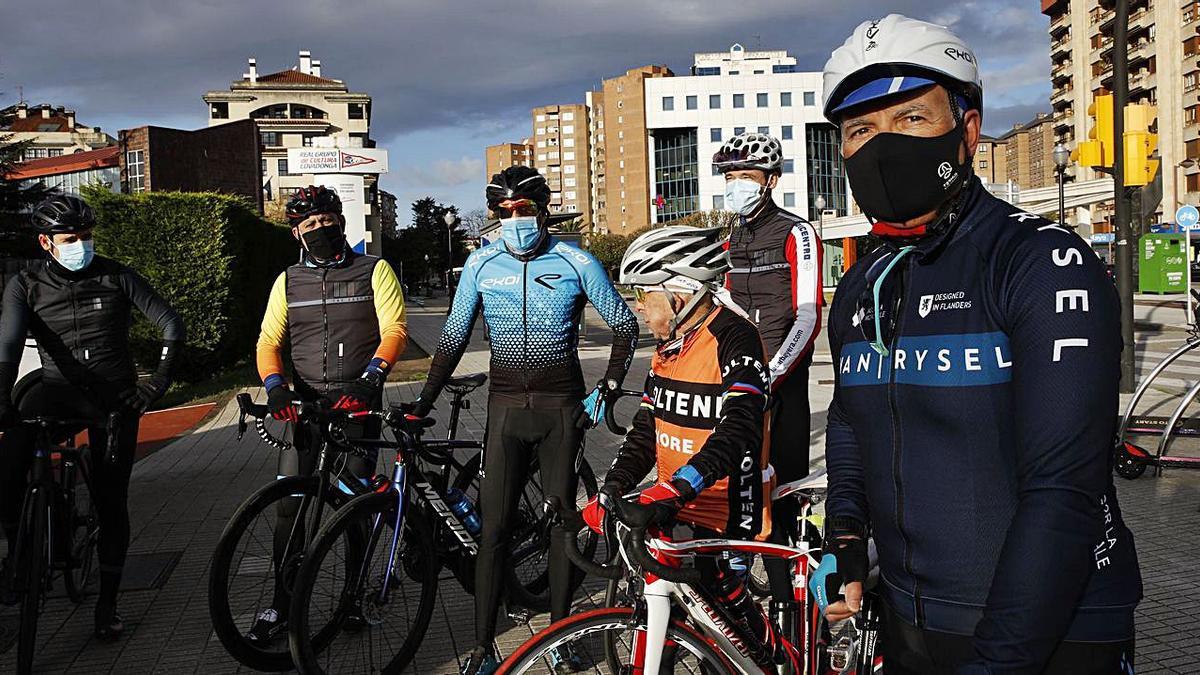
[666,288,713,341]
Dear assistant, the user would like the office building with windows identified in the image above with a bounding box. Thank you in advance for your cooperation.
[531,104,592,224]
[644,45,845,225]
[485,141,534,180]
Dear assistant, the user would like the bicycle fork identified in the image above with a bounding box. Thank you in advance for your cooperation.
[633,578,673,674]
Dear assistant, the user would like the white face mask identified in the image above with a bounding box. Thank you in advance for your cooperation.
[53,239,95,272]
[724,179,766,216]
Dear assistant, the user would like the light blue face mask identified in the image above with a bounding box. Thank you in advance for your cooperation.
[724,179,766,216]
[53,239,95,272]
[500,216,544,255]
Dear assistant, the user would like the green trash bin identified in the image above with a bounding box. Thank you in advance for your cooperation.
[1139,234,1188,294]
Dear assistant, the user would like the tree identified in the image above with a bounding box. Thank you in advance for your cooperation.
[662,209,739,236]
[552,216,584,234]
[460,208,489,238]
[0,133,50,256]
[381,197,469,293]
[586,231,637,277]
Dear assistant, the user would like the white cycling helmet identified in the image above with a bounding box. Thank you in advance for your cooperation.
[620,226,729,290]
[713,132,784,174]
[822,14,982,121]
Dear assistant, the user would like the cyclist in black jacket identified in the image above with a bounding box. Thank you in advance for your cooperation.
[0,195,185,641]
[814,15,1140,673]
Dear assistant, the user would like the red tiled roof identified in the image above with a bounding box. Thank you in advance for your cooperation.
[5,115,71,132]
[5,145,120,180]
[255,69,342,86]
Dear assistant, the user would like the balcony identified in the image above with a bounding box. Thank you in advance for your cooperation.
[1050,11,1070,38]
[1052,36,1072,60]
[1052,87,1074,110]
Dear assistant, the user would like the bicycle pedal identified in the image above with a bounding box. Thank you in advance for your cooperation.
[506,607,532,624]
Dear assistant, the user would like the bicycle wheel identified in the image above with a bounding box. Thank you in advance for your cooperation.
[289,490,438,675]
[61,454,98,603]
[208,476,351,672]
[452,453,598,611]
[16,485,50,675]
[499,607,734,674]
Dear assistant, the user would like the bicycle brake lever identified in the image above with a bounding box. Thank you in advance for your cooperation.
[237,412,248,441]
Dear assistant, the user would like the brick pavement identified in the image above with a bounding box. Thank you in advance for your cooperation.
[0,297,1195,672]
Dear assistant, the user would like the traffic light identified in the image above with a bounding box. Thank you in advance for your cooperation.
[1123,103,1159,187]
[1074,94,1114,168]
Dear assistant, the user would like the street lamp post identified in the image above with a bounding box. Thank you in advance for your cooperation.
[442,212,457,297]
[814,194,827,241]
[1053,143,1071,230]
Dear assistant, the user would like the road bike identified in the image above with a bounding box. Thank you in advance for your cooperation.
[500,476,883,674]
[7,413,108,674]
[285,396,600,674]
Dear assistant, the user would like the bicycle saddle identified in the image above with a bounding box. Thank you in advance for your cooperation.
[444,373,487,395]
[771,469,828,502]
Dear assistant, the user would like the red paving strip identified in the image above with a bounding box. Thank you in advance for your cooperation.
[73,403,217,460]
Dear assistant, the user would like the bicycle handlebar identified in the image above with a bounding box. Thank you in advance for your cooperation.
[548,496,702,585]
[20,412,122,463]
[235,393,438,452]
[603,388,645,436]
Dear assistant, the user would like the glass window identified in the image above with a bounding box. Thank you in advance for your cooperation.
[781,92,792,107]
[653,128,700,223]
[733,94,745,108]
[713,195,725,210]
[783,159,795,173]
[734,126,745,136]
[663,96,674,111]
[211,102,229,119]
[729,70,740,75]
[278,159,289,176]
[686,95,698,110]
[711,128,722,142]
[773,64,796,74]
[261,158,267,174]
[696,66,720,76]
[126,150,145,193]
[805,122,848,221]
[782,125,793,140]
[563,111,575,121]
[712,165,722,176]
[709,94,721,109]
[757,93,768,107]
[803,91,816,106]
[302,133,319,147]
[979,159,988,168]
[758,126,769,134]
[783,192,796,207]
[260,131,280,147]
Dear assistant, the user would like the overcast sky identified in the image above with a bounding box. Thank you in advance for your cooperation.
[1,0,1052,219]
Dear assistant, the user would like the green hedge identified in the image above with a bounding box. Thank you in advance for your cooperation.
[82,187,295,382]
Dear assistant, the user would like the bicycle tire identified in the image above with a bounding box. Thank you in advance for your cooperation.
[451,453,598,612]
[62,454,98,603]
[16,485,50,675]
[208,476,351,672]
[289,490,438,675]
[498,606,734,674]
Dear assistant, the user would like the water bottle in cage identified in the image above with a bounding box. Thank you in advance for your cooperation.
[445,487,482,536]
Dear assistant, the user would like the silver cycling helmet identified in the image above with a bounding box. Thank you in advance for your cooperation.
[822,13,982,121]
[620,226,729,291]
[712,133,784,175]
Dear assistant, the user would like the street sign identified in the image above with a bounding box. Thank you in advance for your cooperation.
[1177,204,1200,230]
[1091,232,1115,243]
[287,148,389,174]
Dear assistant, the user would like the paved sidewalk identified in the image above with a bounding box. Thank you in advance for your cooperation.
[0,297,1196,672]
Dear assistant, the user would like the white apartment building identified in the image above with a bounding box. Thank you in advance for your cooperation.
[0,103,114,160]
[644,45,846,227]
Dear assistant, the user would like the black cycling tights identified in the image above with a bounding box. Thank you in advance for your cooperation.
[475,401,581,647]
[0,381,140,607]
[765,362,812,605]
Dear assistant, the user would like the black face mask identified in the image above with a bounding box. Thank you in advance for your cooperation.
[301,225,345,262]
[845,124,969,224]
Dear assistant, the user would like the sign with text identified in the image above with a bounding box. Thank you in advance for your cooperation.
[288,148,389,174]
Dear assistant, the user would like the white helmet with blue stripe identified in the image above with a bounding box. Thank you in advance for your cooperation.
[822,14,982,121]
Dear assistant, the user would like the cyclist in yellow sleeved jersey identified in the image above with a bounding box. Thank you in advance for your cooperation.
[247,185,407,646]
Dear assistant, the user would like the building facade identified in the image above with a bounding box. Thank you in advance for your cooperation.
[0,103,114,160]
[485,141,533,180]
[974,135,1009,185]
[202,51,377,206]
[644,46,843,225]
[598,65,674,234]
[1042,0,1199,221]
[7,146,120,196]
[585,89,608,232]
[532,104,591,224]
[118,120,263,208]
[1001,112,1057,190]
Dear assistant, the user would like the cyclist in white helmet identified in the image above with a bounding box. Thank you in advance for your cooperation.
[814,14,1140,674]
[596,227,789,668]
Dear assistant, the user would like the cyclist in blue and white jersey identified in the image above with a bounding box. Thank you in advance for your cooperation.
[413,166,639,674]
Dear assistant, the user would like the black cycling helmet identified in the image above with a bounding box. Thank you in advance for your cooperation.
[486,166,551,213]
[286,185,342,225]
[31,194,96,234]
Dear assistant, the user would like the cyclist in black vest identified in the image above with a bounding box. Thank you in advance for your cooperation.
[249,185,408,644]
[0,194,186,640]
[716,132,823,634]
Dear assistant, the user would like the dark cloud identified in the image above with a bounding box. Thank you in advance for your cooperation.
[2,0,1051,145]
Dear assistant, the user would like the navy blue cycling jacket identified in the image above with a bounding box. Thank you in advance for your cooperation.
[420,236,638,406]
[825,178,1141,670]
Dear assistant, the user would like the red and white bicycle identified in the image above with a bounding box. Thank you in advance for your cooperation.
[498,471,882,674]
